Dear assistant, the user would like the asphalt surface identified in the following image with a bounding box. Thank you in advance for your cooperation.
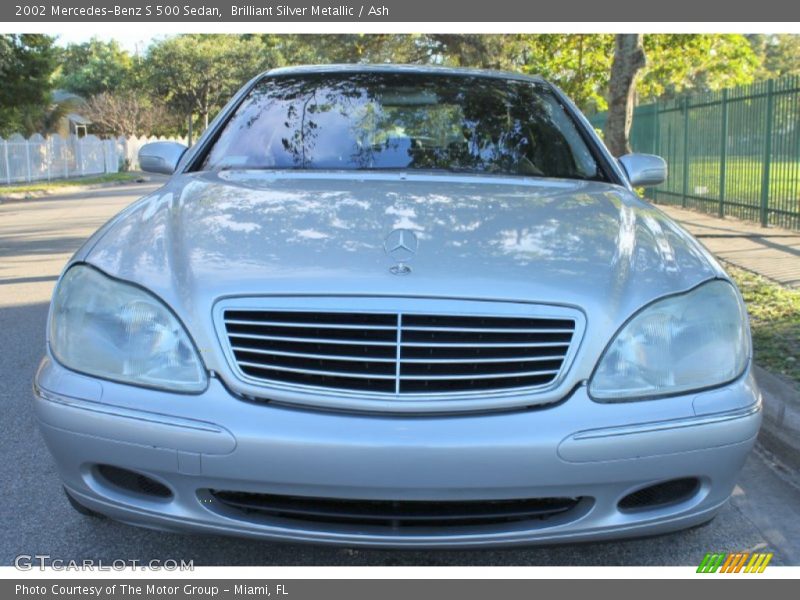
[1,179,799,566]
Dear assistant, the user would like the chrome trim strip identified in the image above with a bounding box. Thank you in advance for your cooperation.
[394,313,403,395]
[571,402,762,441]
[35,387,227,435]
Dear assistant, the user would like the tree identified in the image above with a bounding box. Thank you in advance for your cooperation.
[145,35,281,144]
[764,35,800,77]
[599,34,757,154]
[638,35,759,101]
[85,92,176,137]
[270,34,427,65]
[427,35,523,69]
[55,38,134,97]
[0,34,58,136]
[750,34,800,78]
[261,33,761,117]
[605,34,646,157]
[518,35,615,112]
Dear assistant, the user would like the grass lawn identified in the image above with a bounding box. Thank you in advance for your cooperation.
[728,265,800,386]
[652,158,800,229]
[0,172,138,196]
[683,158,800,201]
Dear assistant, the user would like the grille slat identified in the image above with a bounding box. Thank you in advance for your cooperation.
[401,358,563,377]
[231,346,398,363]
[237,360,398,380]
[399,369,561,381]
[227,323,397,342]
[225,319,397,331]
[225,310,396,326]
[229,335,396,359]
[402,326,575,334]
[222,308,576,397]
[400,340,571,348]
[227,332,398,347]
[400,354,566,364]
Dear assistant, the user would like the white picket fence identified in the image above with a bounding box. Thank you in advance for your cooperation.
[0,133,188,185]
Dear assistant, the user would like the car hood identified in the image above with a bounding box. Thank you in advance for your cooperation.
[82,170,722,382]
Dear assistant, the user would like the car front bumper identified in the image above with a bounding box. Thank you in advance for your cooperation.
[34,357,761,548]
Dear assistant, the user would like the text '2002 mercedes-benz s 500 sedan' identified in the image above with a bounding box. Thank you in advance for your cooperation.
[34,65,761,548]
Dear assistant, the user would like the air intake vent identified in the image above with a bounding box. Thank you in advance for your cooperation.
[221,308,576,396]
[618,478,700,512]
[207,490,585,528]
[95,465,172,499]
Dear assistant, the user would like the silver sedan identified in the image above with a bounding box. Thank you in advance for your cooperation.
[34,65,760,548]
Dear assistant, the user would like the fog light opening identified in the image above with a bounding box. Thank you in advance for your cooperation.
[618,477,700,512]
[95,464,173,499]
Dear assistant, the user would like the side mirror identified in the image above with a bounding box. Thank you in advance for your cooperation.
[138,141,188,175]
[618,153,668,187]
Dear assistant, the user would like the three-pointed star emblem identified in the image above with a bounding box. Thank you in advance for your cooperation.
[383,229,419,262]
[383,229,419,274]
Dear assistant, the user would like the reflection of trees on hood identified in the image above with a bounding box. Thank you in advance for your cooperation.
[179,174,632,276]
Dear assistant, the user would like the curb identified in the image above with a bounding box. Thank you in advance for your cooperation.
[755,365,800,471]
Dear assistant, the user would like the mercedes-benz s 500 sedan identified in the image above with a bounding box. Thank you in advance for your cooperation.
[34,65,761,547]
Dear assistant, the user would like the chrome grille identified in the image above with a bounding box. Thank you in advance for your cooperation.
[221,309,576,396]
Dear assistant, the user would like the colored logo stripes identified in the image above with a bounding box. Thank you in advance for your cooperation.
[697,552,773,573]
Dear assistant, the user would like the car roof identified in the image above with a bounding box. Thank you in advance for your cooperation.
[262,63,547,84]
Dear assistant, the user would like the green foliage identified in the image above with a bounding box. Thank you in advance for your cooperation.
[145,34,282,130]
[638,35,760,101]
[728,266,800,385]
[263,34,760,114]
[749,34,800,78]
[426,34,525,69]
[518,35,615,112]
[0,33,779,139]
[0,34,58,136]
[55,38,134,97]
[269,34,429,65]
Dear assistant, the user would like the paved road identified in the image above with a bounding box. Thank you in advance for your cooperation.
[2,181,799,566]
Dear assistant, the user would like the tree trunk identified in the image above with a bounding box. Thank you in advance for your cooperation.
[187,113,193,147]
[605,34,646,157]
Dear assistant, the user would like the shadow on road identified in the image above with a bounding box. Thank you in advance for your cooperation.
[0,235,95,259]
[0,275,59,287]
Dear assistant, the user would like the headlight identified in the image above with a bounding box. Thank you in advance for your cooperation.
[50,265,207,392]
[590,280,749,401]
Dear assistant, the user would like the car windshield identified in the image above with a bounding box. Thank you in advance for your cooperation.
[202,72,601,180]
